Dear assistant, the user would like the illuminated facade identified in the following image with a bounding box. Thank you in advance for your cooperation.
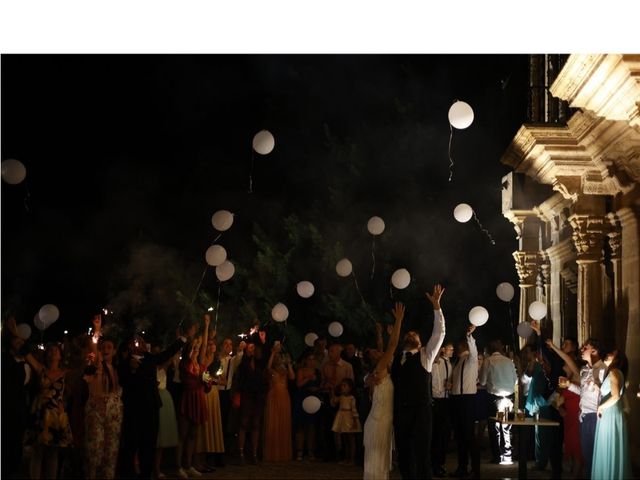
[501,54,640,466]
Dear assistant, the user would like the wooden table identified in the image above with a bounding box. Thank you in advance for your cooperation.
[489,416,560,479]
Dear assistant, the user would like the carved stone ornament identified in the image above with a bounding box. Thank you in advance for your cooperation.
[569,214,607,261]
[513,251,541,286]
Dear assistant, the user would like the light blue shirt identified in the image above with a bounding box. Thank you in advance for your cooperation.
[479,352,517,396]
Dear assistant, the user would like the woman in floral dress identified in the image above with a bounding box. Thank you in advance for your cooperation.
[25,343,73,479]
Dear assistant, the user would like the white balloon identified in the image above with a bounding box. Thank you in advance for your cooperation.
[468,306,489,326]
[367,216,385,236]
[453,203,474,223]
[296,281,315,299]
[34,313,48,331]
[448,100,474,129]
[302,395,322,414]
[528,301,547,320]
[211,210,234,232]
[328,321,344,338]
[304,332,319,347]
[205,245,227,267]
[517,322,533,338]
[16,323,32,340]
[271,303,289,323]
[252,129,275,155]
[336,258,353,277]
[391,268,411,290]
[496,282,515,302]
[1,159,27,185]
[215,260,235,282]
[39,304,60,325]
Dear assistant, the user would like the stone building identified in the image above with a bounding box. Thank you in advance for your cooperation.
[500,54,640,468]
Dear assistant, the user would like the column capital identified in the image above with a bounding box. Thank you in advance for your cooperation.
[513,250,542,287]
[568,214,608,262]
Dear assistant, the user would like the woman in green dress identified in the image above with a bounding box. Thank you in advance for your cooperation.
[591,349,631,480]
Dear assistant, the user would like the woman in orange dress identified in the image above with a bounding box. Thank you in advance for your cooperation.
[263,342,295,462]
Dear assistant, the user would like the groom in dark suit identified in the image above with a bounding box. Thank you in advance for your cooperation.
[391,284,446,480]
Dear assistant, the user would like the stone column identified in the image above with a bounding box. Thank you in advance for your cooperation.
[607,214,624,349]
[513,250,540,348]
[546,240,574,346]
[617,207,640,469]
[569,214,607,346]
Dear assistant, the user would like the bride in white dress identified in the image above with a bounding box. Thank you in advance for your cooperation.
[363,303,404,480]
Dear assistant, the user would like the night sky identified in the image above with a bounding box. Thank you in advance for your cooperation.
[2,54,530,351]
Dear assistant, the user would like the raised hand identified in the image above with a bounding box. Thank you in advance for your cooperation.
[530,320,541,335]
[392,302,405,322]
[238,340,247,352]
[375,322,383,335]
[467,324,476,335]
[426,284,445,310]
[545,338,557,350]
[203,313,211,326]
[92,314,102,332]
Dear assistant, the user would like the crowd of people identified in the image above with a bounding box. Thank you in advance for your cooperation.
[1,284,634,480]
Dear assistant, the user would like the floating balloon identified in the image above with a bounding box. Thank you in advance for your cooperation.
[302,395,321,414]
[252,130,275,155]
[448,101,474,129]
[211,210,234,232]
[39,304,60,325]
[367,216,385,236]
[16,323,32,340]
[454,203,474,223]
[34,313,49,331]
[328,321,344,337]
[496,282,515,302]
[304,332,319,347]
[528,301,547,320]
[215,260,235,282]
[205,244,227,267]
[296,281,315,299]
[1,159,27,185]
[468,306,489,326]
[517,322,533,338]
[391,268,411,290]
[271,303,289,323]
[336,258,353,277]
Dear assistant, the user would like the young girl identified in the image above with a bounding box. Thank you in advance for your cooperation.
[331,378,361,465]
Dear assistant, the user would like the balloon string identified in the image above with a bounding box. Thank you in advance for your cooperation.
[448,123,454,182]
[370,236,376,280]
[351,271,377,324]
[24,182,32,213]
[214,282,222,331]
[473,212,495,245]
[179,266,209,327]
[507,301,517,353]
[212,233,222,245]
[248,147,255,194]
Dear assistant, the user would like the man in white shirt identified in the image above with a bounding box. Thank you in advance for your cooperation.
[479,339,518,465]
[449,324,478,478]
[391,284,446,480]
[431,341,453,477]
[566,338,605,477]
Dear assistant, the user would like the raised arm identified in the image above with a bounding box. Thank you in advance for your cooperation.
[374,322,384,352]
[199,314,211,365]
[375,303,404,375]
[268,342,282,370]
[545,339,580,380]
[467,325,478,361]
[422,284,446,371]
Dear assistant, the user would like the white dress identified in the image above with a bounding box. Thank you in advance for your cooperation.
[363,374,394,480]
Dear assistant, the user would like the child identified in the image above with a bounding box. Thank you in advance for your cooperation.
[331,378,361,465]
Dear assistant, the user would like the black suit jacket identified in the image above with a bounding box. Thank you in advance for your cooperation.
[119,338,186,411]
